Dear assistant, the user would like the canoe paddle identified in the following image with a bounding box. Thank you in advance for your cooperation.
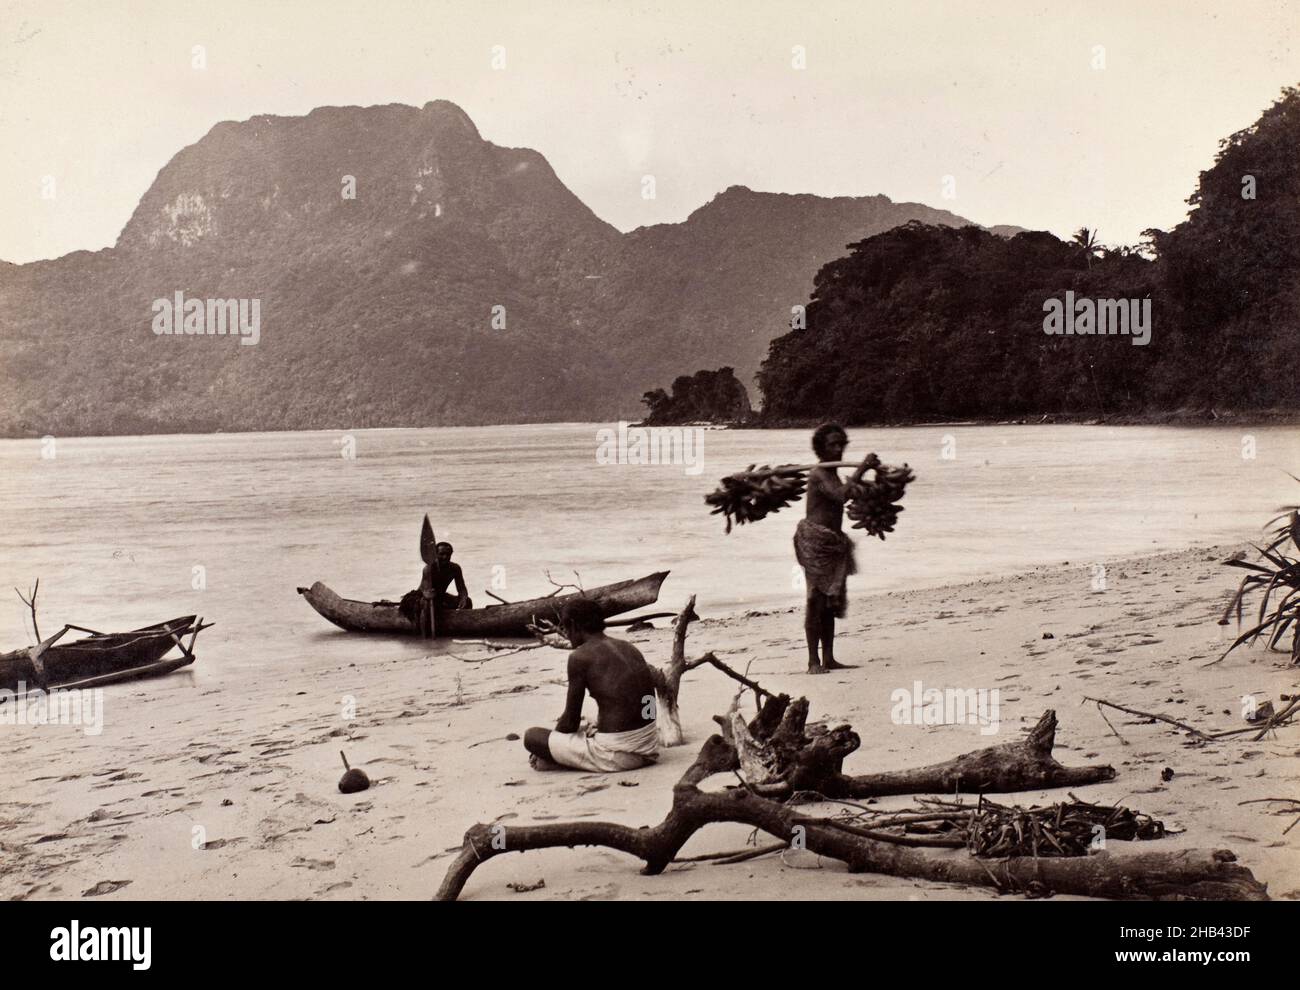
[419,514,440,639]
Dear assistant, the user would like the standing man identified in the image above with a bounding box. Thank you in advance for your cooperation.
[795,423,875,674]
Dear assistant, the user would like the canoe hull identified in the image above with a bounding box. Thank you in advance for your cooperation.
[298,572,669,638]
[0,616,202,691]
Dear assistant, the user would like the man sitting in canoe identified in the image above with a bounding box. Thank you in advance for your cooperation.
[523,598,659,772]
[398,542,472,624]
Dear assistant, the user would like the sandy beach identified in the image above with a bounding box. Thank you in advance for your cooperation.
[2,541,1297,902]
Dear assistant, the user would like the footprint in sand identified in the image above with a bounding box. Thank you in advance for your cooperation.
[577,883,621,900]
[201,837,246,851]
[82,879,132,897]
[290,857,336,871]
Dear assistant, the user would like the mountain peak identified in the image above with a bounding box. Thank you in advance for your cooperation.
[421,99,481,139]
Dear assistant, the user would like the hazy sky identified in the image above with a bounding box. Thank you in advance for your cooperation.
[1,0,1297,263]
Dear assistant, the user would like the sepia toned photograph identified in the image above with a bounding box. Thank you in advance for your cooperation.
[1,0,1297,954]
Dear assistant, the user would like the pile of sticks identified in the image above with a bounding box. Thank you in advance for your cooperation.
[966,795,1165,857]
[811,794,1166,859]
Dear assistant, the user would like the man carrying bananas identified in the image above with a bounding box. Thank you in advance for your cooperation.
[795,423,876,674]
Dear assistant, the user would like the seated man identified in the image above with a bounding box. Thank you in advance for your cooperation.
[398,541,472,624]
[426,541,472,610]
[523,598,659,772]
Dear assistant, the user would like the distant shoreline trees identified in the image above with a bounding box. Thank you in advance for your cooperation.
[755,86,1300,425]
[640,367,752,425]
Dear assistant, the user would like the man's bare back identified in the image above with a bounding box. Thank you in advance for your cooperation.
[524,599,661,772]
[557,636,657,734]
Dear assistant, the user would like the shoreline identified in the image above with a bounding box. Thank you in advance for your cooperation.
[666,408,1300,431]
[5,408,1300,442]
[2,540,1296,901]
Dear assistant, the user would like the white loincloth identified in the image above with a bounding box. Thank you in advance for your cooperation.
[545,720,659,772]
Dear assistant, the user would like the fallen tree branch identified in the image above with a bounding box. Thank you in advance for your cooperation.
[447,637,551,664]
[543,569,583,597]
[436,732,1266,902]
[648,596,699,747]
[645,597,778,747]
[673,840,787,864]
[725,701,1116,799]
[1250,695,1300,741]
[1082,696,1212,741]
[523,618,572,651]
[15,580,40,642]
[606,611,678,628]
[685,651,774,702]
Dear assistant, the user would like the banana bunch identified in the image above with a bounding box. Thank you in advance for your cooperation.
[705,465,807,533]
[846,463,916,540]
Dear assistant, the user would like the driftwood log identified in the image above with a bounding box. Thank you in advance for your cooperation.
[435,729,1267,901]
[648,596,775,747]
[726,698,1116,799]
[647,596,699,746]
[442,604,1263,900]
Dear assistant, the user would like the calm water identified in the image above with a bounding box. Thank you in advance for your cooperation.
[1,423,1296,676]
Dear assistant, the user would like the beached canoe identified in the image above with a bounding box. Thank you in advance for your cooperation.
[297,571,669,638]
[0,616,208,691]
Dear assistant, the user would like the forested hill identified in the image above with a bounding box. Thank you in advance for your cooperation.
[758,86,1300,424]
[0,102,999,437]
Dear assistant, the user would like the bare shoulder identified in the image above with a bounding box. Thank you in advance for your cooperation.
[808,466,838,490]
[615,637,648,664]
[566,644,594,672]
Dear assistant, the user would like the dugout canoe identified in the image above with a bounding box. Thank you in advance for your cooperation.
[0,616,209,691]
[296,571,669,638]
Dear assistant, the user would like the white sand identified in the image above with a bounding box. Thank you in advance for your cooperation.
[3,543,1297,901]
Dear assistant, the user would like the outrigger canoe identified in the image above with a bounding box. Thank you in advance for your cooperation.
[0,615,210,692]
[297,571,669,638]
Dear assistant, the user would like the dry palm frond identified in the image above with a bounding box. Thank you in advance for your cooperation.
[1216,472,1300,665]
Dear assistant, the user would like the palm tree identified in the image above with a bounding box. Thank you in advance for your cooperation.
[1072,227,1100,269]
